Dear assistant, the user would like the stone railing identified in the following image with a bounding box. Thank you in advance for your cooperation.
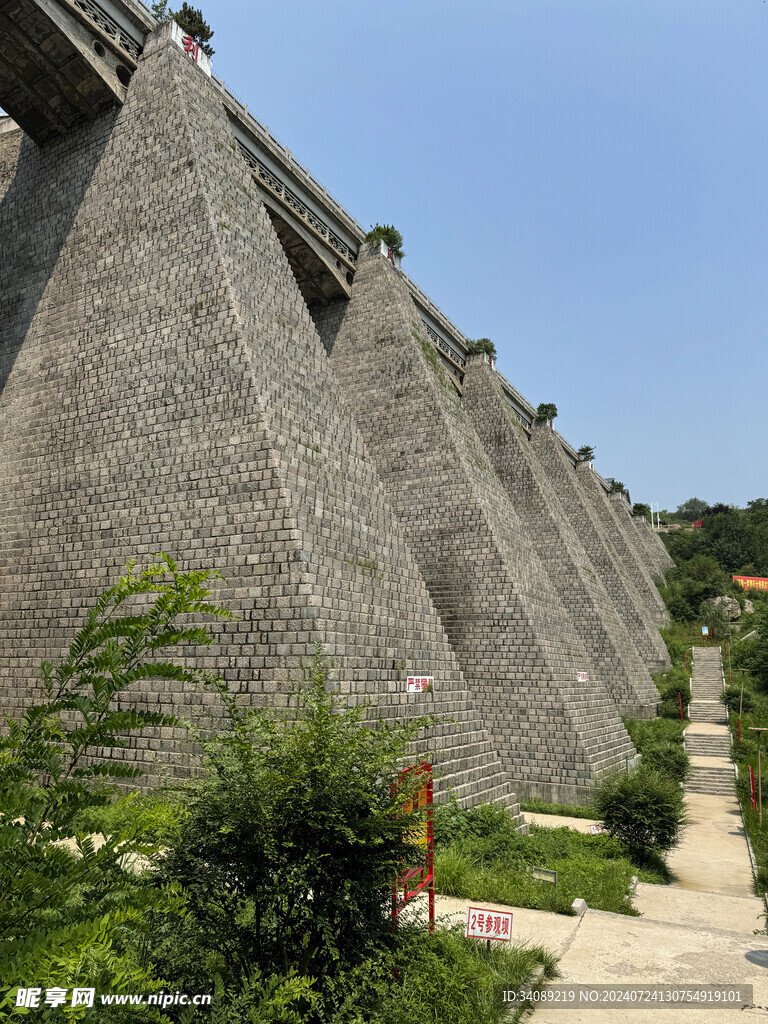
[235,141,358,270]
[59,0,145,62]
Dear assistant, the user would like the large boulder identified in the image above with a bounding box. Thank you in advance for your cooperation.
[745,599,755,614]
[703,595,742,620]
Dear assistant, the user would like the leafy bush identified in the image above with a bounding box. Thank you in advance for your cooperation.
[577,446,596,463]
[621,718,689,783]
[591,766,687,862]
[147,647,435,1003]
[365,223,405,259]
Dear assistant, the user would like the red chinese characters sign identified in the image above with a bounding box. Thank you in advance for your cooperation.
[182,35,200,62]
[733,575,768,593]
[466,906,513,941]
[391,763,434,935]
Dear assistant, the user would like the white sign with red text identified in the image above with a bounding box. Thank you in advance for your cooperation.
[466,906,512,942]
[577,671,589,683]
[407,675,433,693]
[170,21,212,76]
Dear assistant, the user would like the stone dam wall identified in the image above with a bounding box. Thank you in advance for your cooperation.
[0,24,672,804]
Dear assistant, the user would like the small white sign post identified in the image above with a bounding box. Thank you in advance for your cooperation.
[466,905,513,946]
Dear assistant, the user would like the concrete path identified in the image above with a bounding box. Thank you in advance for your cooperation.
[524,812,602,834]
[531,906,768,1022]
[406,892,768,1021]
[666,791,756,898]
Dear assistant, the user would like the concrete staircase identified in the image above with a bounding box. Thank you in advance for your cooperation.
[684,647,733,796]
[683,732,731,757]
[687,762,736,796]
[687,647,727,726]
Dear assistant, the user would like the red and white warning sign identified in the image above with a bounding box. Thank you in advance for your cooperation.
[407,675,433,693]
[466,906,512,941]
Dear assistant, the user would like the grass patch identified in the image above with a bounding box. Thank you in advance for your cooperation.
[520,799,595,819]
[434,803,667,916]
[727,669,768,899]
[361,925,558,1024]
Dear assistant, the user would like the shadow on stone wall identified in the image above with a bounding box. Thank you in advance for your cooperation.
[0,112,117,399]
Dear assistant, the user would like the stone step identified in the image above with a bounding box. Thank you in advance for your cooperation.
[684,738,731,755]
[687,766,735,795]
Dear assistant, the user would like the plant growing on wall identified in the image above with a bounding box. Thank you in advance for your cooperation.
[150,0,172,21]
[607,478,626,494]
[173,3,215,55]
[633,502,651,518]
[466,337,497,358]
[535,403,558,422]
[365,224,405,259]
[576,445,595,462]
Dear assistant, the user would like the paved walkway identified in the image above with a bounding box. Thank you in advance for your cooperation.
[523,648,767,1019]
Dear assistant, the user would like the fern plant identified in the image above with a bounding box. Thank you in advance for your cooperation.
[0,555,232,1012]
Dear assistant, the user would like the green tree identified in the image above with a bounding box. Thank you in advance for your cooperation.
[607,479,625,494]
[365,224,405,259]
[676,497,709,520]
[173,3,214,56]
[632,502,651,518]
[576,445,595,462]
[0,555,232,1008]
[151,0,171,21]
[535,403,558,422]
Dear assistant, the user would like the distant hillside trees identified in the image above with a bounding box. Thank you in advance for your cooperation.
[676,497,709,521]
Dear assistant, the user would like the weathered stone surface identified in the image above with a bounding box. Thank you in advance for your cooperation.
[0,18,676,806]
[330,244,635,804]
[576,466,669,627]
[462,356,659,719]
[0,29,514,807]
[530,423,671,674]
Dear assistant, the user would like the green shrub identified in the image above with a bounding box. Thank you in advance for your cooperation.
[323,925,556,1024]
[640,743,690,782]
[433,798,520,847]
[466,338,497,358]
[365,223,405,259]
[148,647,436,1000]
[591,767,687,862]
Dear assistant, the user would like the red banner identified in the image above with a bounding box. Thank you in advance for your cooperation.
[750,766,757,810]
[732,575,768,592]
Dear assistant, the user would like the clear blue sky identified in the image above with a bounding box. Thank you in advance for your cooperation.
[36,1,768,509]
